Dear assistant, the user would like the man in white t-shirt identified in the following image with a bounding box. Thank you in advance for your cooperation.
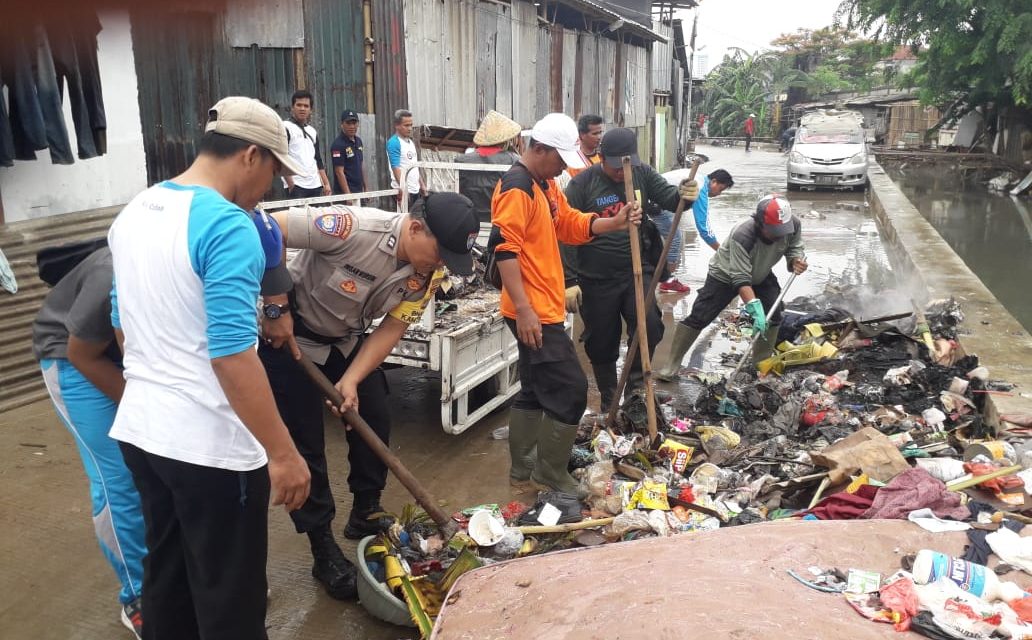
[386,108,425,209]
[283,90,332,198]
[108,96,311,638]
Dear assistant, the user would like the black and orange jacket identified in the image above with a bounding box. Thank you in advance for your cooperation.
[491,162,596,324]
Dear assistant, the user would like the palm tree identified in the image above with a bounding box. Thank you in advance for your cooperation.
[700,48,807,137]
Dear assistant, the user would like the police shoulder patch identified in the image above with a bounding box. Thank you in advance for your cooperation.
[315,212,354,239]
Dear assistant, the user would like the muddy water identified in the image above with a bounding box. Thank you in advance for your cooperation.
[883,164,1032,333]
[597,147,898,404]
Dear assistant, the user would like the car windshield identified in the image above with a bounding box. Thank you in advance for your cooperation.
[797,126,863,144]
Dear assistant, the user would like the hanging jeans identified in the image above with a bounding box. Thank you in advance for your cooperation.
[40,359,145,605]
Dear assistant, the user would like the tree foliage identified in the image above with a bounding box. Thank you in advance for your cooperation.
[838,0,1032,108]
[699,48,807,137]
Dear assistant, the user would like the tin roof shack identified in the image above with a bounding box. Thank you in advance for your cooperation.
[400,0,670,166]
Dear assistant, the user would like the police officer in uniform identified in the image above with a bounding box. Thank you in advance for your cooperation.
[259,193,479,600]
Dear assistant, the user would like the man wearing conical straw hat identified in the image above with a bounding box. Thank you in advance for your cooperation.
[455,110,523,223]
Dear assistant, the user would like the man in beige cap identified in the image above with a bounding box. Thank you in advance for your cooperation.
[107,96,311,638]
[455,110,523,222]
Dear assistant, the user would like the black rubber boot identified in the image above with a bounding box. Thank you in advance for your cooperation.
[343,491,395,540]
[307,525,358,600]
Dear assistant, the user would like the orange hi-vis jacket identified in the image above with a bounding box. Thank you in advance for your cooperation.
[491,162,597,325]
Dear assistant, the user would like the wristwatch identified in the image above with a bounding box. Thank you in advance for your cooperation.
[262,303,290,320]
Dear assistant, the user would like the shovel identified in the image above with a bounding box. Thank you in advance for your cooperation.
[717,271,799,416]
[291,349,459,539]
[605,152,709,430]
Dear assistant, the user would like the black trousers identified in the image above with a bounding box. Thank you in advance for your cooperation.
[579,276,664,369]
[258,341,391,533]
[119,443,269,640]
[288,185,324,198]
[681,272,784,330]
[506,319,587,425]
[745,133,753,151]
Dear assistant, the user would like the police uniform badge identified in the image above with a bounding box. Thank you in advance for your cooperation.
[315,213,353,239]
[340,279,358,293]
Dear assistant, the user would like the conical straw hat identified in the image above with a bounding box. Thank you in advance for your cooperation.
[473,110,522,146]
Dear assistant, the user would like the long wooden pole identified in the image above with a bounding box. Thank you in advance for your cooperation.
[621,156,658,443]
[293,350,457,538]
[605,156,704,429]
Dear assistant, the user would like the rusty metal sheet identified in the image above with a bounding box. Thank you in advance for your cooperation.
[650,19,673,94]
[372,0,408,188]
[510,0,539,126]
[224,0,304,48]
[494,4,513,119]
[404,0,478,129]
[577,33,600,118]
[536,25,551,118]
[475,2,499,122]
[302,0,367,148]
[548,24,563,113]
[597,36,617,124]
[561,28,577,115]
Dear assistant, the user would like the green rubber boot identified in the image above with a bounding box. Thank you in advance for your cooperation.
[530,416,587,499]
[507,408,541,487]
[655,324,701,381]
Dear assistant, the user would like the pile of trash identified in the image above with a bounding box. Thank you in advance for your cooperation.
[362,287,1032,637]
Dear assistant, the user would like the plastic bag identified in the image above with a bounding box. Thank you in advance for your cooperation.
[606,510,652,537]
[626,480,670,511]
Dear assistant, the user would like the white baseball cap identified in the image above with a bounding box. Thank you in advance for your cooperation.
[205,97,304,176]
[530,113,586,169]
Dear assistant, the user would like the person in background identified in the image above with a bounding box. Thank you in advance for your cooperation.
[330,109,367,204]
[386,109,425,209]
[32,246,146,639]
[744,113,756,152]
[283,90,332,198]
[567,114,603,179]
[655,168,735,292]
[108,96,311,638]
[656,194,808,381]
[455,110,522,223]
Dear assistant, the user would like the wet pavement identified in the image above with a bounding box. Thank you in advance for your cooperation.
[0,145,892,639]
[882,163,1032,333]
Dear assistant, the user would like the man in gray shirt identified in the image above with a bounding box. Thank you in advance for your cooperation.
[32,246,146,638]
[656,194,808,381]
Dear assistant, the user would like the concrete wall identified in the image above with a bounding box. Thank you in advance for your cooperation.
[0,11,147,223]
[868,160,1032,427]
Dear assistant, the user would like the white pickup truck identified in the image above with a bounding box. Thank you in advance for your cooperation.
[260,161,522,435]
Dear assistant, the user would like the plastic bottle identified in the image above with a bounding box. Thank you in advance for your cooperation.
[911,549,1028,602]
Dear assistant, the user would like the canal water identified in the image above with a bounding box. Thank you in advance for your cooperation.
[883,163,1032,333]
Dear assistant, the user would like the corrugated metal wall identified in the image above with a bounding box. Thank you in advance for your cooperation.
[577,33,600,118]
[651,20,673,94]
[372,0,408,189]
[510,1,539,126]
[403,0,478,129]
[598,37,618,124]
[622,42,650,127]
[131,1,366,187]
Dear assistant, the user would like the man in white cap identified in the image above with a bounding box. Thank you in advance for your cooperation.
[744,113,756,151]
[489,113,641,497]
[656,194,808,381]
[455,109,522,222]
[107,96,311,638]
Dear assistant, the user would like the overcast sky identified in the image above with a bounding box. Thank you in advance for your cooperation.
[678,0,848,74]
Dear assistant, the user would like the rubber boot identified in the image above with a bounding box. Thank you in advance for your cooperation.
[507,408,540,489]
[751,324,781,366]
[343,491,395,540]
[655,324,701,381]
[591,362,619,414]
[307,525,358,600]
[530,416,588,499]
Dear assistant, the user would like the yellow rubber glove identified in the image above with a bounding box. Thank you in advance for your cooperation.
[679,179,700,202]
[564,285,582,313]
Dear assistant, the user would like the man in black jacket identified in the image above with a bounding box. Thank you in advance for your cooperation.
[455,110,522,222]
[562,128,697,411]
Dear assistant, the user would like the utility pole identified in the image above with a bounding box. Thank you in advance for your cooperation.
[682,8,699,158]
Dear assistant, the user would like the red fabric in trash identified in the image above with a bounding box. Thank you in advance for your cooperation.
[1009,597,1032,623]
[861,467,969,521]
[880,575,919,632]
[802,484,880,520]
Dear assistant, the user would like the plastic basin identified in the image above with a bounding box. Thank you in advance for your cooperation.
[356,535,415,628]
